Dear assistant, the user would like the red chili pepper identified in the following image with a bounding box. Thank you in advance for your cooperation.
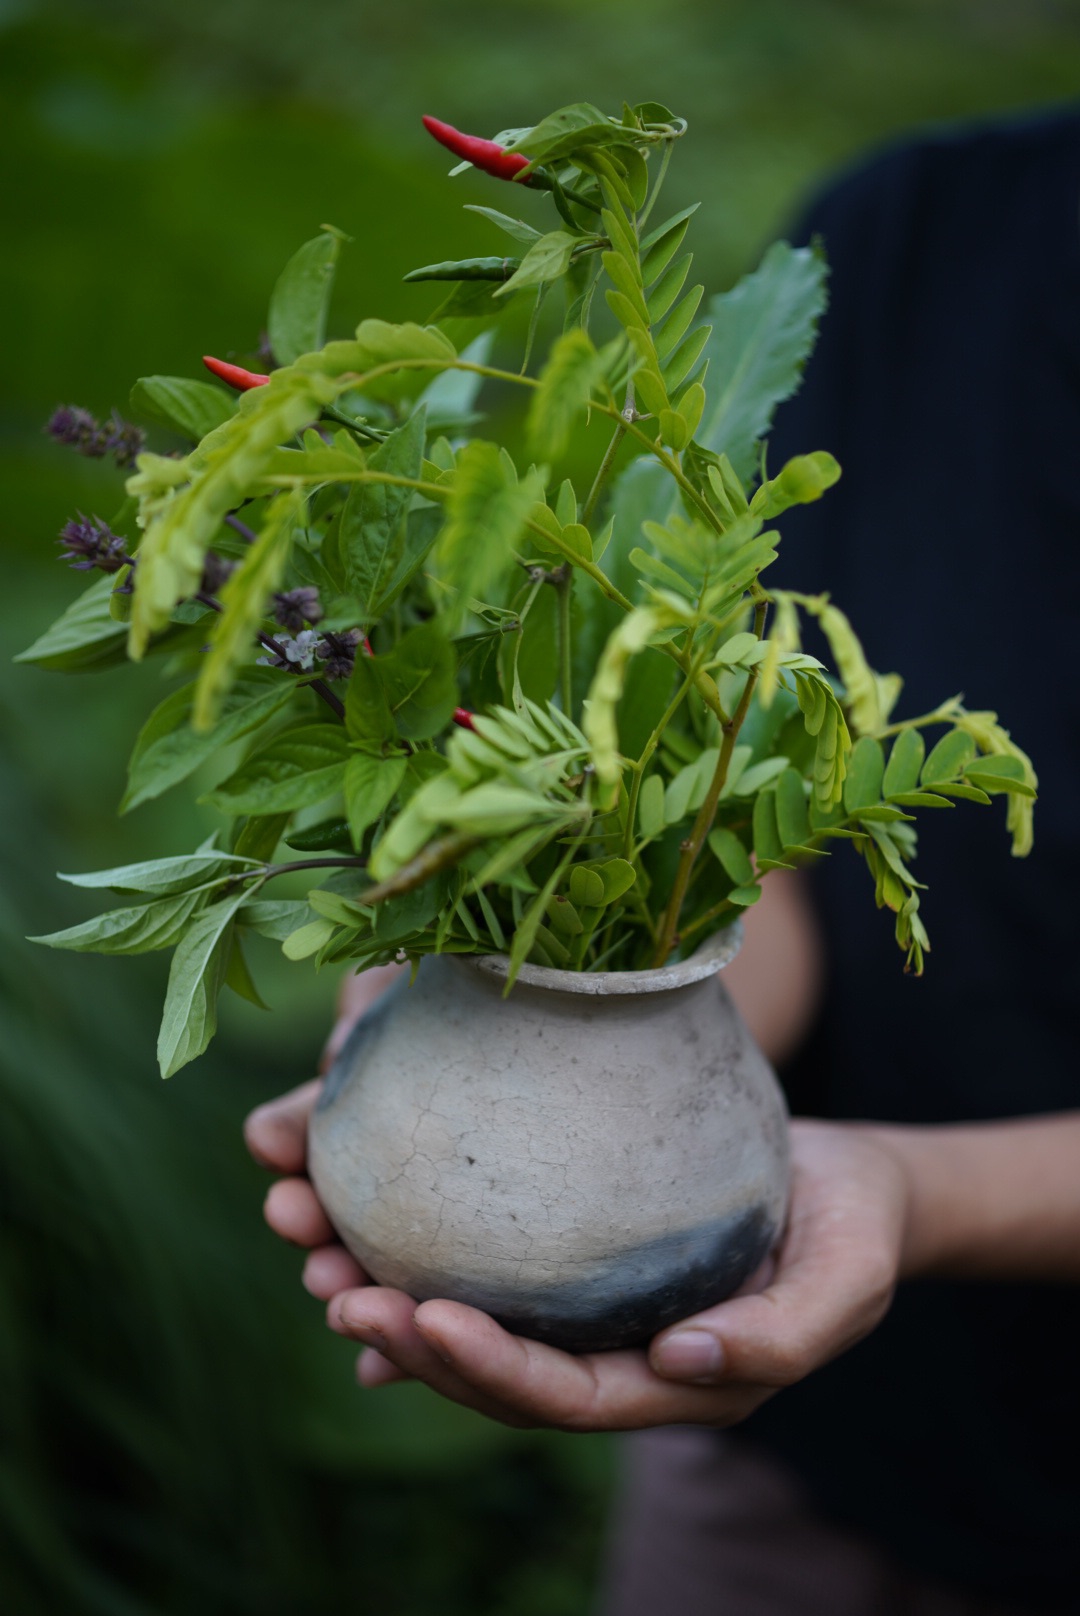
[203,355,270,390]
[452,707,477,730]
[361,635,373,657]
[422,116,531,183]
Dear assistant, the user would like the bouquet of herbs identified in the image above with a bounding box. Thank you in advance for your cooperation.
[21,100,1036,1077]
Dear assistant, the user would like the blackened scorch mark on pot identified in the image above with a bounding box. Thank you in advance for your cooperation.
[414,1204,777,1354]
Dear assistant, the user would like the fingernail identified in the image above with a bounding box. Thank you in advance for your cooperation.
[653,1330,723,1383]
[344,1313,386,1348]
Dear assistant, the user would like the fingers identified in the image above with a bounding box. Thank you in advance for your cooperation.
[357,1346,413,1388]
[650,1137,905,1390]
[410,1300,763,1432]
[330,1287,532,1425]
[302,1245,367,1299]
[244,1079,321,1173]
[264,1177,336,1248]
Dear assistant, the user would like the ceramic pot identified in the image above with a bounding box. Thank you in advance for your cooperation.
[308,925,789,1353]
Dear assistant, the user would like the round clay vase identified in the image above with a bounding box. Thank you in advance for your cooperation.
[308,925,790,1352]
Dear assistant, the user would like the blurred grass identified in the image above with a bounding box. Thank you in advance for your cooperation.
[2,1,1079,1610]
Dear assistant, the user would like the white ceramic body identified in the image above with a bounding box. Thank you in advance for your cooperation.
[308,927,790,1352]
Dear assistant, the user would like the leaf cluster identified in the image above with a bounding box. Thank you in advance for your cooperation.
[20,103,1036,1074]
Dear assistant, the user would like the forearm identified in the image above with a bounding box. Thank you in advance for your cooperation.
[868,1112,1080,1283]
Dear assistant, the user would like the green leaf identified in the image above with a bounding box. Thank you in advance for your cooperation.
[59,853,259,897]
[157,889,252,1077]
[282,917,337,961]
[345,653,396,750]
[344,753,406,849]
[569,866,605,908]
[129,368,343,657]
[373,620,459,740]
[517,102,621,166]
[640,205,700,285]
[122,671,296,812]
[435,442,539,628]
[728,883,762,907]
[527,329,607,460]
[590,858,637,904]
[637,773,665,839]
[338,408,427,611]
[15,574,129,672]
[882,728,925,797]
[708,827,754,886]
[268,228,343,366]
[376,622,458,739]
[235,812,291,860]
[582,606,660,804]
[775,767,811,847]
[844,736,886,813]
[888,791,954,808]
[239,898,311,941]
[750,451,841,518]
[964,769,1037,799]
[204,723,348,814]
[752,790,786,867]
[697,241,828,481]
[961,753,1028,784]
[282,817,352,852]
[130,375,235,440]
[29,890,203,955]
[494,232,578,298]
[922,729,976,785]
[463,205,542,246]
[225,931,268,1009]
[193,489,301,730]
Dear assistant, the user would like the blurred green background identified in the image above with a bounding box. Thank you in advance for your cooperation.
[2,2,1078,1610]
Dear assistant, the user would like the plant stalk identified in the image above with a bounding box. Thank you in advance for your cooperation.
[650,599,768,966]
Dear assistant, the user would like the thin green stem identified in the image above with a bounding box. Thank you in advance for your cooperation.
[622,664,698,860]
[637,139,674,232]
[650,598,768,967]
[582,419,627,526]
[554,566,573,715]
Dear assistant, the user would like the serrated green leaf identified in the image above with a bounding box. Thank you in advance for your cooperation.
[130,375,235,440]
[697,241,828,481]
[204,723,348,814]
[268,228,343,366]
[123,671,296,812]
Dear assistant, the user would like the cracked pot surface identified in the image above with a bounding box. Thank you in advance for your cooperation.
[308,928,790,1352]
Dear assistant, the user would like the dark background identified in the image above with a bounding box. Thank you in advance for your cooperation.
[2,3,1078,1611]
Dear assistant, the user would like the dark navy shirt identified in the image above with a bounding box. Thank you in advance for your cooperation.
[741,108,1080,1610]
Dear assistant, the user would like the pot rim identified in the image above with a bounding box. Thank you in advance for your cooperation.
[464,921,743,996]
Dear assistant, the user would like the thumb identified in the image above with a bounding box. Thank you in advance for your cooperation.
[649,1202,901,1389]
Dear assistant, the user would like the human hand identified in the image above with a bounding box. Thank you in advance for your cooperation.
[246,1052,914,1426]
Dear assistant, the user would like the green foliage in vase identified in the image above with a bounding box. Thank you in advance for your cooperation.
[21,100,1037,1076]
